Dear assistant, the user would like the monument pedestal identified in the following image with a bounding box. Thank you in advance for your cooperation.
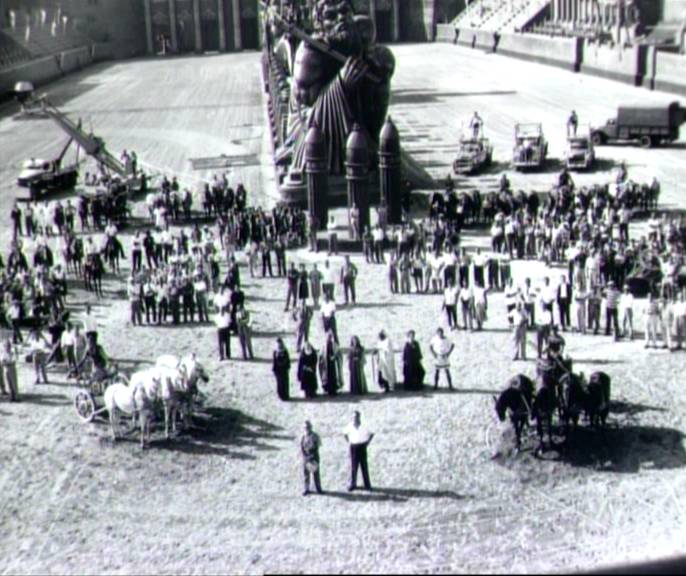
[280,172,381,208]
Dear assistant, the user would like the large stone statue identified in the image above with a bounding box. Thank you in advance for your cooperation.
[275,0,395,180]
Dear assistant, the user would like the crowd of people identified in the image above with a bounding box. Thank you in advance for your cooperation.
[2,154,685,419]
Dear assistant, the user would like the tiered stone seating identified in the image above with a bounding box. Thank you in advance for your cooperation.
[452,0,550,33]
[3,9,92,59]
[0,31,32,70]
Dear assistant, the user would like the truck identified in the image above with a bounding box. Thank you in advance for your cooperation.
[512,123,548,170]
[590,101,686,148]
[564,133,595,171]
[453,134,493,175]
[17,138,80,200]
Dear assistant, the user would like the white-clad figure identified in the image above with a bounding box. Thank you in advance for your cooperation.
[373,330,397,393]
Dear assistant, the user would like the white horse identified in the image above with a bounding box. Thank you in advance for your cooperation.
[155,353,210,438]
[104,368,161,448]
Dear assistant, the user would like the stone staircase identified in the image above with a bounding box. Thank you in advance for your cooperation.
[452,0,550,33]
[0,30,32,70]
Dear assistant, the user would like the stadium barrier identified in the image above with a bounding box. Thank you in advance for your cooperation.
[456,27,499,52]
[579,40,648,86]
[60,46,93,74]
[435,24,457,44]
[497,32,581,71]
[0,54,61,97]
[647,47,686,96]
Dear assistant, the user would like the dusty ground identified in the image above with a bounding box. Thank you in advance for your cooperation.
[0,45,685,575]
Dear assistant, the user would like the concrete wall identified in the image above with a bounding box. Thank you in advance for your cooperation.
[580,41,648,86]
[59,45,92,73]
[663,0,686,22]
[436,23,457,43]
[497,32,581,71]
[649,47,686,95]
[0,53,61,96]
[91,42,115,62]
[456,27,498,52]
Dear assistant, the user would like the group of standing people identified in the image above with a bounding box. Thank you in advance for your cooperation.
[272,329,428,402]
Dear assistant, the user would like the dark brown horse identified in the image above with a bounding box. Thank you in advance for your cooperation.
[493,374,534,451]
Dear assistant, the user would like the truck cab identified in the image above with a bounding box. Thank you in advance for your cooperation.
[591,102,685,148]
[564,134,595,171]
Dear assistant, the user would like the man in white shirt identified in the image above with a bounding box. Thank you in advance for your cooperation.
[619,284,635,340]
[343,411,374,492]
[372,225,385,264]
[61,323,77,375]
[673,293,686,351]
[322,259,336,300]
[430,328,454,390]
[214,304,232,360]
[320,293,338,344]
[539,277,556,321]
[443,281,458,330]
[82,304,98,345]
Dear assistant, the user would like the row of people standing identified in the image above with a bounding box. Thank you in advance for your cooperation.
[272,329,430,401]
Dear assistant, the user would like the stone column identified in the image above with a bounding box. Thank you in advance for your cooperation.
[233,0,242,50]
[392,0,400,41]
[193,0,203,52]
[143,0,154,54]
[305,122,329,232]
[345,124,370,240]
[379,117,402,226]
[550,0,557,23]
[217,0,227,51]
[168,0,178,52]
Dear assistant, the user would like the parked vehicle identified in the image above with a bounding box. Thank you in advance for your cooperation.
[453,135,493,175]
[590,101,686,148]
[17,154,79,200]
[512,123,548,170]
[564,134,595,171]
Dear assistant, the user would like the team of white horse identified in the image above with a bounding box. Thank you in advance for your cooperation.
[103,353,210,448]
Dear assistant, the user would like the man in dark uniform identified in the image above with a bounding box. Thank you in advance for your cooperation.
[182,277,195,323]
[301,420,323,496]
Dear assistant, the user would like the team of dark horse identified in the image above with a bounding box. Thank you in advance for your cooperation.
[494,358,612,455]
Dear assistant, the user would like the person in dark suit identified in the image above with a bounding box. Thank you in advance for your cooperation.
[301,420,323,495]
[556,274,572,331]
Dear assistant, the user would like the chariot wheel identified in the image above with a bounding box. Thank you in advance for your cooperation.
[74,390,97,423]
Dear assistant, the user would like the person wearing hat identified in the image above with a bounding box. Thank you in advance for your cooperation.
[300,420,323,496]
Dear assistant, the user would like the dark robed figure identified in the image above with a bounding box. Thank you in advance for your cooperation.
[347,336,367,395]
[319,330,343,395]
[403,330,425,390]
[298,342,319,398]
[273,338,291,401]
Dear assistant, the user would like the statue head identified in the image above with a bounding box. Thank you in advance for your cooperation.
[312,0,363,54]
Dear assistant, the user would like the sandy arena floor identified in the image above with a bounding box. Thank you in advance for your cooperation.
[0,45,685,574]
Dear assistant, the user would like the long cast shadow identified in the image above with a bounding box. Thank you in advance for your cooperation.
[324,487,466,503]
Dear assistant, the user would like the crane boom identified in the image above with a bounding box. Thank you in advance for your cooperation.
[39,98,131,178]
